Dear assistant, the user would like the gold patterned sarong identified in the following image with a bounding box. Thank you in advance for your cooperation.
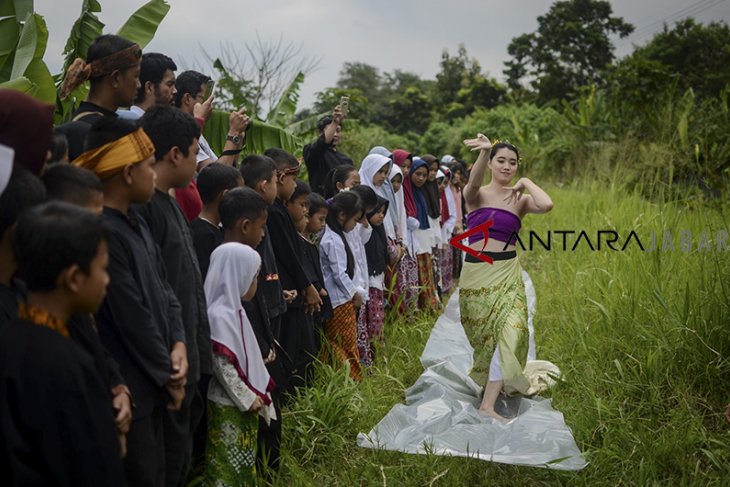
[459,256,531,395]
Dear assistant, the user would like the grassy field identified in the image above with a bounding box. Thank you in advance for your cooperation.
[269,180,730,486]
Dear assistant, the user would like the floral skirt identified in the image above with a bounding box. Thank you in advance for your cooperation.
[356,302,373,368]
[322,302,361,381]
[416,253,440,311]
[366,287,385,347]
[459,256,531,395]
[204,401,258,486]
[440,245,453,295]
[397,253,419,313]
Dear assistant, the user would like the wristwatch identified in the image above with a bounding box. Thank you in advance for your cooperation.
[226,134,242,145]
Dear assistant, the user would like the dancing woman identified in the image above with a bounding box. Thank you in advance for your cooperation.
[459,134,553,419]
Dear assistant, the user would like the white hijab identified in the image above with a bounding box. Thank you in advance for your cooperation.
[359,153,398,240]
[389,164,410,248]
[204,243,274,404]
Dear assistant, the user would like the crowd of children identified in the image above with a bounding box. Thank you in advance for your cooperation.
[0,35,471,487]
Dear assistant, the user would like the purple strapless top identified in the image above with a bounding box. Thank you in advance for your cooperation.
[465,207,521,245]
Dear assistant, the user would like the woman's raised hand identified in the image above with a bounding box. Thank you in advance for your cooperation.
[463,133,492,152]
[503,178,526,205]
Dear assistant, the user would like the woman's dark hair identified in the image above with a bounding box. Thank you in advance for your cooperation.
[42,164,102,207]
[489,142,520,161]
[197,163,241,204]
[308,192,328,216]
[326,191,362,279]
[324,164,357,199]
[240,155,276,188]
[139,106,200,161]
[219,187,268,230]
[350,185,377,213]
[174,70,211,107]
[367,195,389,220]
[136,53,177,104]
[316,115,333,132]
[13,201,106,292]
[448,160,465,176]
[84,117,137,152]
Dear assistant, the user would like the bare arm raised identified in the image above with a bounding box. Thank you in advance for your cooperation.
[462,133,493,209]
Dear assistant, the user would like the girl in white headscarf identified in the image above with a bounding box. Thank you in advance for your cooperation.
[204,243,275,485]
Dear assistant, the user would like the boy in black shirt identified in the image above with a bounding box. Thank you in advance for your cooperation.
[74,117,187,486]
[190,163,243,280]
[1,202,123,485]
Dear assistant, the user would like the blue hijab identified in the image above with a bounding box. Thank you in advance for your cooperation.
[407,158,430,230]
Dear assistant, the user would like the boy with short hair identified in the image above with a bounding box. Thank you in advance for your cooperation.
[239,154,287,473]
[74,117,187,486]
[136,105,210,486]
[303,192,332,335]
[0,202,123,485]
[42,163,104,214]
[43,163,133,457]
[191,163,242,280]
[283,180,320,388]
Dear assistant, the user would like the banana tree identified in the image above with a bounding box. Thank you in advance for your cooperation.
[203,71,310,157]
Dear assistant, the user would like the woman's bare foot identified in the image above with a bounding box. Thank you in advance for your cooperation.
[478,408,507,421]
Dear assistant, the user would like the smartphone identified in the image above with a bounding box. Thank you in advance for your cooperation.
[339,95,350,116]
[203,80,215,100]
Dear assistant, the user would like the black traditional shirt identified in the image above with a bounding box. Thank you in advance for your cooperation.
[190,217,223,281]
[137,190,212,382]
[96,206,184,417]
[303,135,354,196]
[0,319,123,485]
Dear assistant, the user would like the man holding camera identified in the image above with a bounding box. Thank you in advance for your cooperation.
[303,103,354,196]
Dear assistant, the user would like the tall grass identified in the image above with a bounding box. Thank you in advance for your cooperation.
[269,179,730,486]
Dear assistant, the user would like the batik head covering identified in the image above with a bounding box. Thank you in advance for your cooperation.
[205,243,274,404]
[60,43,142,99]
[73,127,155,180]
[0,90,54,175]
[359,153,397,240]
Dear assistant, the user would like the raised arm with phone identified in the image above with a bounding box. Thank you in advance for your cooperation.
[303,98,355,196]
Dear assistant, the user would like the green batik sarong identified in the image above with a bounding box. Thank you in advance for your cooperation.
[204,401,258,487]
[459,256,531,395]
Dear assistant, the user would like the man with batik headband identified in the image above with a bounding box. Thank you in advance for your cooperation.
[75,117,189,486]
[57,35,142,160]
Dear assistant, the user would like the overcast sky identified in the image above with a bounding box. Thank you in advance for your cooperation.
[35,0,730,110]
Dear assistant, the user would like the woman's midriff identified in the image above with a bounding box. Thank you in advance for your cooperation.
[469,238,516,253]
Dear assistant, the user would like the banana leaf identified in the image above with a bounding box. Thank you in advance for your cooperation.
[266,71,304,127]
[7,13,54,103]
[61,0,103,75]
[13,0,33,22]
[116,0,170,49]
[0,76,36,95]
[0,18,20,80]
[202,109,303,158]
[10,12,38,80]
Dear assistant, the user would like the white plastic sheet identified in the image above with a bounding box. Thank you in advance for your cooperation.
[356,287,587,471]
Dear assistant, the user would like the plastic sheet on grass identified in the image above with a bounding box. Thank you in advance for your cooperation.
[356,284,587,471]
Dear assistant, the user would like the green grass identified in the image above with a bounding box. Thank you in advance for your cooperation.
[268,180,730,486]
